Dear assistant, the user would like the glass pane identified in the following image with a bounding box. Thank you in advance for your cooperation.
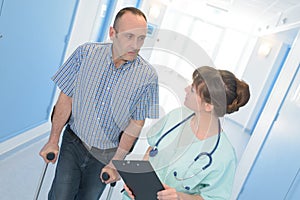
[189,20,223,58]
[214,29,249,73]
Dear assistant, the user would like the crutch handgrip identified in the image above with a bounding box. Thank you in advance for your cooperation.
[46,152,55,161]
[102,172,116,187]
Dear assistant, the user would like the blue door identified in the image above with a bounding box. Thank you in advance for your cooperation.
[0,0,78,142]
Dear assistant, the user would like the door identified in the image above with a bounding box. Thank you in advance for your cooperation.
[0,0,78,142]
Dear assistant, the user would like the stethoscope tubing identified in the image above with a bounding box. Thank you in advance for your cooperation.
[149,113,221,183]
[173,131,221,181]
[149,113,195,157]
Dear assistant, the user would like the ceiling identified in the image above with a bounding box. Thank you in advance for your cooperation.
[207,0,300,18]
[167,0,300,33]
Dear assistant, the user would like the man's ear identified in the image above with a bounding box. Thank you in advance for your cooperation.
[109,27,115,39]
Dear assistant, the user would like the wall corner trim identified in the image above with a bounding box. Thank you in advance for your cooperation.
[0,122,51,156]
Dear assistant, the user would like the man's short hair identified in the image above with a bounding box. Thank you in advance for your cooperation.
[113,7,147,30]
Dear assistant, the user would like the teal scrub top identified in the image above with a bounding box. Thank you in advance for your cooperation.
[123,107,237,200]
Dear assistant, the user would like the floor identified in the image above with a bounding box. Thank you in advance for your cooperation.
[0,135,125,200]
[0,117,249,200]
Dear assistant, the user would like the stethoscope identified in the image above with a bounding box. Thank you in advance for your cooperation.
[149,113,221,190]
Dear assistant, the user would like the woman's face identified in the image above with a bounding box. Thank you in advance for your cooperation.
[184,84,205,112]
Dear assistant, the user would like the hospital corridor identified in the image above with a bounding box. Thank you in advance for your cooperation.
[1,0,300,199]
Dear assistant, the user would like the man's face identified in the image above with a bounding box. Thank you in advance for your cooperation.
[110,12,147,63]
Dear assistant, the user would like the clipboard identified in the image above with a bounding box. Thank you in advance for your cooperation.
[112,160,164,200]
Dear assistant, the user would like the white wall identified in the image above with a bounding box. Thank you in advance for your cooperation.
[229,36,289,132]
[232,29,300,199]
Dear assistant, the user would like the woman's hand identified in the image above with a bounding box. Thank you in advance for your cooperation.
[124,184,135,199]
[158,184,203,200]
[157,184,180,200]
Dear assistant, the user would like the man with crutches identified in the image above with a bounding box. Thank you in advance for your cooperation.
[38,7,159,200]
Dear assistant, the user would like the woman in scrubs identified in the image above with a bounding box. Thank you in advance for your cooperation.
[124,66,250,200]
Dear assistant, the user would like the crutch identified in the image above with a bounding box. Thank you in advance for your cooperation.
[33,152,55,200]
[102,172,116,200]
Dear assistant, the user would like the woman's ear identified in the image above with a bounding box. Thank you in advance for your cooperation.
[204,103,214,112]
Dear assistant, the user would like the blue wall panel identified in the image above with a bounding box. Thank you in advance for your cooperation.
[0,0,78,141]
[238,65,300,199]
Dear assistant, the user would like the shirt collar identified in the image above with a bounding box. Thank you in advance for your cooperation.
[107,44,138,70]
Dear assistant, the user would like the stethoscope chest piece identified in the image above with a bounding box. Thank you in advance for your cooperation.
[149,147,158,157]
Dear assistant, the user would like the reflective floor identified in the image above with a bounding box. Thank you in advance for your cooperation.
[0,135,124,200]
[0,117,249,200]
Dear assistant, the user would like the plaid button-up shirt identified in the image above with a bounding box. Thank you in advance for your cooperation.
[52,42,159,149]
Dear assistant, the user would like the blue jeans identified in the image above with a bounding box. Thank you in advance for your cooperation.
[48,126,116,200]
